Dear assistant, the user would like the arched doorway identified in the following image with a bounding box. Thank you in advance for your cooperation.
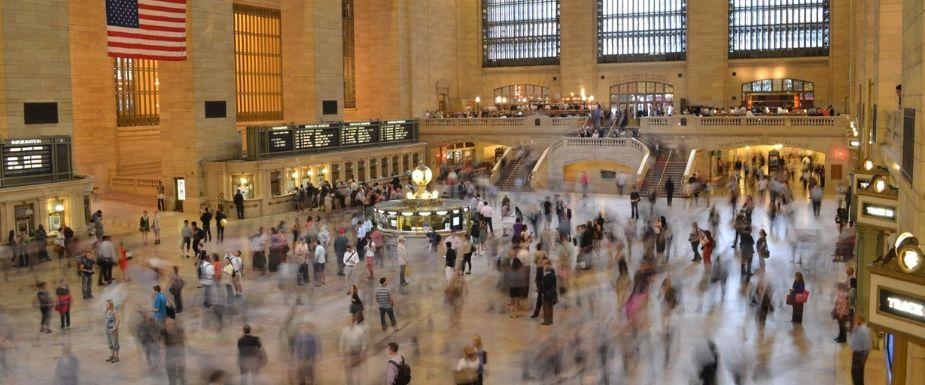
[493,84,550,105]
[609,81,674,118]
[741,78,815,110]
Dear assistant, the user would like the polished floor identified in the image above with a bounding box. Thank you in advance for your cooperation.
[0,189,883,385]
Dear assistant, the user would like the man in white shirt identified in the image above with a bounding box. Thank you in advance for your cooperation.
[480,202,494,234]
[342,245,359,293]
[230,250,244,297]
[397,237,409,286]
[199,255,215,308]
[313,241,326,286]
[338,316,368,385]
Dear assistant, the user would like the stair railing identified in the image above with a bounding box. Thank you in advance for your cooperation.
[653,150,673,195]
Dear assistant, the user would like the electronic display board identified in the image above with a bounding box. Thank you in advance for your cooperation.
[246,120,418,160]
[0,136,73,186]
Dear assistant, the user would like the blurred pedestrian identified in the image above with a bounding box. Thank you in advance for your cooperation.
[104,299,120,363]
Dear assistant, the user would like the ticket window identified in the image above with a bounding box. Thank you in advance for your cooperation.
[45,199,65,233]
[345,162,354,181]
[381,157,389,179]
[370,159,379,180]
[402,154,410,171]
[286,169,299,192]
[232,175,255,199]
[331,164,341,183]
[392,156,400,176]
[357,160,366,181]
[14,203,35,237]
[413,153,421,167]
[270,171,284,196]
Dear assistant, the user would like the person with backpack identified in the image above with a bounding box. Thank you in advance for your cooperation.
[386,342,411,385]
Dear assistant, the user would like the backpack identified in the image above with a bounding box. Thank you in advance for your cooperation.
[389,356,411,385]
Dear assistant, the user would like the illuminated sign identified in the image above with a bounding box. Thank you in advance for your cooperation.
[176,178,187,201]
[246,121,418,160]
[9,139,42,145]
[879,289,925,325]
[862,203,896,221]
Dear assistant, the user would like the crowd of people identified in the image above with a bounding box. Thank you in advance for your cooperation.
[1,145,870,385]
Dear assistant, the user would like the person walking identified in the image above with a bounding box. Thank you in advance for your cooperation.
[157,181,166,211]
[701,230,715,265]
[35,282,52,334]
[385,342,406,385]
[169,266,185,313]
[291,323,319,385]
[397,237,409,286]
[163,319,187,385]
[104,299,120,363]
[689,222,702,262]
[664,178,675,206]
[739,228,755,278]
[230,250,244,297]
[200,208,213,243]
[313,240,326,286]
[455,346,481,385]
[630,189,640,219]
[539,259,558,325]
[850,316,872,385]
[789,272,807,324]
[375,277,397,331]
[139,210,151,245]
[334,229,348,276]
[215,209,227,243]
[78,251,95,299]
[234,189,245,219]
[339,316,369,385]
[237,324,266,385]
[444,241,458,282]
[181,220,192,258]
[152,285,168,328]
[152,210,161,245]
[55,281,72,330]
[833,282,851,343]
[53,345,80,385]
[98,235,116,285]
[343,245,359,293]
[472,336,487,385]
[199,254,215,308]
[756,229,769,270]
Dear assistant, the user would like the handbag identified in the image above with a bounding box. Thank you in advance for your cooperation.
[785,293,794,305]
[795,291,809,304]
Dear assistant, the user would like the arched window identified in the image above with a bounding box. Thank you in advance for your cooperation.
[609,82,674,118]
[482,0,560,67]
[493,84,550,103]
[598,0,687,63]
[729,0,829,59]
[741,78,814,109]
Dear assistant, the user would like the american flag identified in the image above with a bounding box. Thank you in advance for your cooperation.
[106,0,187,61]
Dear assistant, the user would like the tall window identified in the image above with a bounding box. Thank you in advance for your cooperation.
[493,84,550,103]
[233,4,283,122]
[729,0,830,59]
[482,0,560,67]
[113,58,159,127]
[598,0,687,63]
[343,0,356,109]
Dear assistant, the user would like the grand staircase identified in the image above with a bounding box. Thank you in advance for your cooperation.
[495,154,537,192]
[639,150,687,197]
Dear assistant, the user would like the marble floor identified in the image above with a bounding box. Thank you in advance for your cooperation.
[0,189,885,385]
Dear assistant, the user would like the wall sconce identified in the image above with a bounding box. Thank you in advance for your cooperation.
[895,232,924,273]
[54,200,65,213]
[239,177,249,185]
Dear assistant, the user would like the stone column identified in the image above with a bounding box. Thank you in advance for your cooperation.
[908,341,925,385]
[281,0,344,122]
[687,0,728,107]
[159,0,239,214]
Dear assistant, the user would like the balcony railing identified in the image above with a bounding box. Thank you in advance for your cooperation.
[639,115,848,135]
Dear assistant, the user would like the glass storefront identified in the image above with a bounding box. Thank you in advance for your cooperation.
[232,174,256,199]
[45,198,65,233]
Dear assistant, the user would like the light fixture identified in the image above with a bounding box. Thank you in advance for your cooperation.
[54,201,65,213]
[475,96,481,104]
[849,140,861,148]
[863,158,874,171]
[239,177,249,185]
[895,233,924,273]
[406,192,414,199]
[873,177,887,193]
[306,169,314,176]
[291,172,299,179]
[321,168,328,174]
[431,190,439,198]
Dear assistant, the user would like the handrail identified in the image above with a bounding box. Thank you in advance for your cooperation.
[653,150,672,194]
[529,137,651,185]
[680,149,697,195]
[490,146,515,184]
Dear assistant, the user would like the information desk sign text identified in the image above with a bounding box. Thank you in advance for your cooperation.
[862,203,896,221]
[879,288,925,325]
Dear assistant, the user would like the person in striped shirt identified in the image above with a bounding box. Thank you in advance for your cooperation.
[375,277,397,331]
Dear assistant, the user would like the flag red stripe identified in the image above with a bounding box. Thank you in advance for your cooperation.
[139,14,186,23]
[108,52,186,61]
[138,4,186,13]
[107,30,186,42]
[139,24,186,33]
[144,0,187,4]
[108,42,187,52]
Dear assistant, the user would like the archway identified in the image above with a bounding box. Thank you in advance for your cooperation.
[493,84,550,104]
[609,81,674,118]
[741,78,815,110]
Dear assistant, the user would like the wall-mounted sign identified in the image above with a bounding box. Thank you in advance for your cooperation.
[175,178,187,201]
[246,121,418,160]
[862,203,896,221]
[0,136,72,187]
[878,288,925,325]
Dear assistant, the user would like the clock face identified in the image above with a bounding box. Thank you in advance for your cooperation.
[902,249,921,271]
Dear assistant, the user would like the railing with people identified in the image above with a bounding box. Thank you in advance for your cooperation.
[639,115,848,134]
[529,137,651,189]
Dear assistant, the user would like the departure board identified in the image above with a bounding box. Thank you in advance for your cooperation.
[2,141,52,177]
[246,120,418,160]
[341,123,378,146]
[380,120,414,143]
[267,128,294,152]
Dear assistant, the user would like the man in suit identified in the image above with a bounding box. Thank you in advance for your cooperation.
[530,255,550,319]
[540,259,558,325]
[234,189,245,219]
